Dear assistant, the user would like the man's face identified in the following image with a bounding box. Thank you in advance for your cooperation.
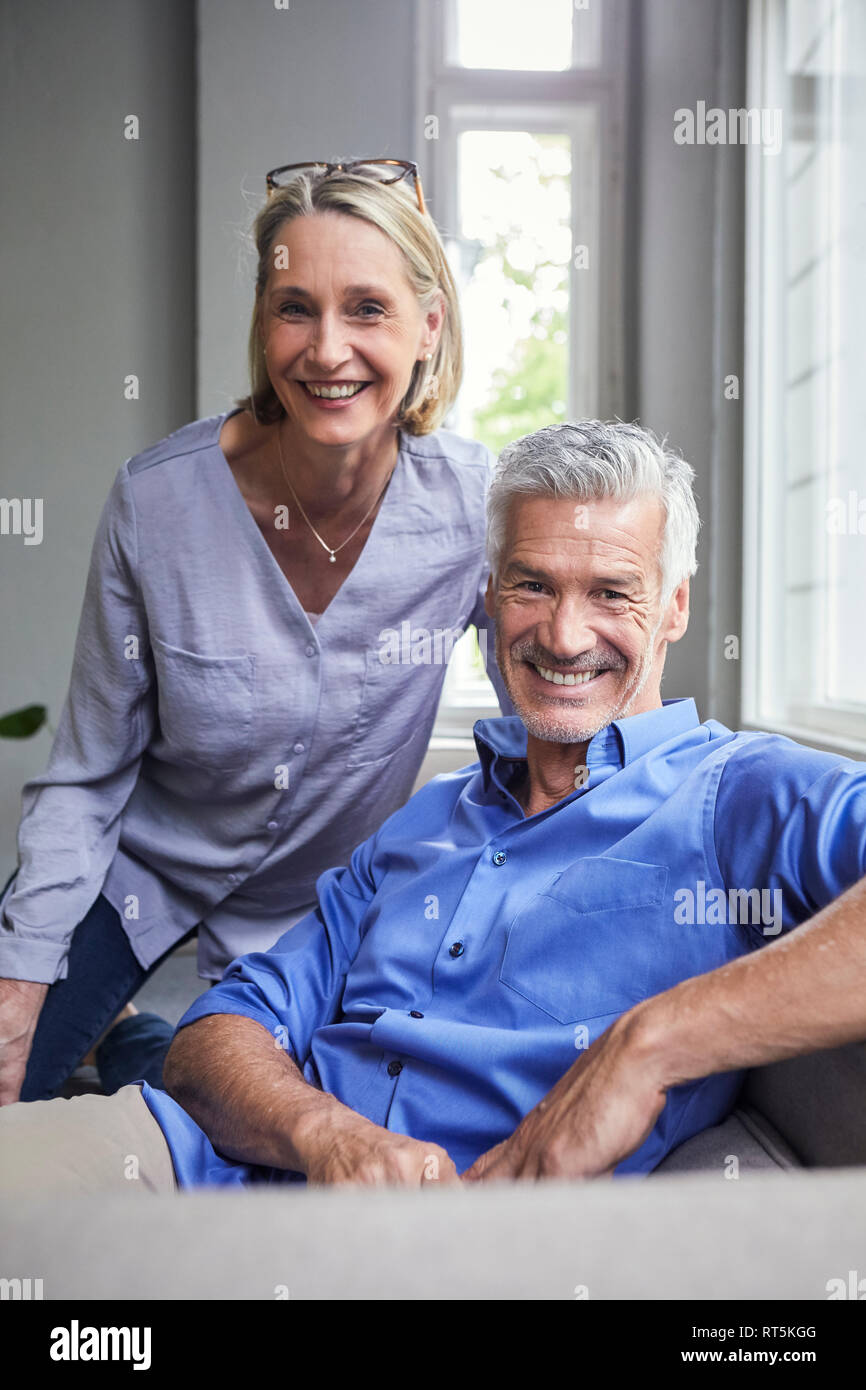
[485,492,689,744]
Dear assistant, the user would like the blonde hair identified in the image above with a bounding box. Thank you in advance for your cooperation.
[234,166,463,434]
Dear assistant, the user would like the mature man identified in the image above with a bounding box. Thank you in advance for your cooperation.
[2,419,865,1192]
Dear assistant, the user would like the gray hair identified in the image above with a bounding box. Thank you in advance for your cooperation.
[486,419,701,607]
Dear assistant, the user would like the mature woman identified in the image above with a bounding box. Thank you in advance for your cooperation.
[0,158,510,1105]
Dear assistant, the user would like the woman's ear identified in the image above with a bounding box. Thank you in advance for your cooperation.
[423,288,446,356]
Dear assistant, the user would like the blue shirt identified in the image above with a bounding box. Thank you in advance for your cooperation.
[141,697,866,1185]
[0,408,510,982]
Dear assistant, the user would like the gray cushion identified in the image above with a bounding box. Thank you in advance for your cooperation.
[4,1169,865,1299]
[743,1040,866,1168]
[654,1104,799,1174]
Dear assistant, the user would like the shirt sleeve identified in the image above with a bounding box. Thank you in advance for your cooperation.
[465,444,514,717]
[172,832,380,1067]
[0,465,156,983]
[712,734,866,944]
[466,571,515,717]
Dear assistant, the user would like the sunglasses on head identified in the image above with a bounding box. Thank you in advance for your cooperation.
[265,159,427,216]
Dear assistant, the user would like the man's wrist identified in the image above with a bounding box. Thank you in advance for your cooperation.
[614,989,691,1092]
[285,1089,361,1173]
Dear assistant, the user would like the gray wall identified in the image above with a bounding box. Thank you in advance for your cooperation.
[0,0,195,865]
[196,0,415,418]
[633,0,746,728]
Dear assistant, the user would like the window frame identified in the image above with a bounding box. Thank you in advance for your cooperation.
[742,0,866,759]
[415,0,629,424]
[415,0,630,737]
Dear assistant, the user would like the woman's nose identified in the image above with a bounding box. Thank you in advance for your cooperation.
[308,311,351,370]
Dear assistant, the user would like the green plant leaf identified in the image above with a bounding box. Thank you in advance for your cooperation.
[0,705,48,738]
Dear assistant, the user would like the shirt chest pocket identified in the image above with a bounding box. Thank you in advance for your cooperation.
[499,856,669,1024]
[151,636,256,775]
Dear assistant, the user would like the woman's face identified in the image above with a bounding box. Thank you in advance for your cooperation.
[258,211,444,447]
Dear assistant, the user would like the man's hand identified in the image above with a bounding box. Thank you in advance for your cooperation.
[294,1101,461,1188]
[463,1008,665,1182]
[0,978,49,1106]
[164,1013,462,1187]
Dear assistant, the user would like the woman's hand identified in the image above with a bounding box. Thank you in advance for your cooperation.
[0,979,48,1105]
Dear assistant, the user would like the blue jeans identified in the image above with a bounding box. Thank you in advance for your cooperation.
[2,870,198,1101]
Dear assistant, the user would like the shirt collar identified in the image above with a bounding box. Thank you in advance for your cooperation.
[473,697,701,792]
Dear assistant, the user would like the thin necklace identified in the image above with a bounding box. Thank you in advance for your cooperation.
[275,424,395,563]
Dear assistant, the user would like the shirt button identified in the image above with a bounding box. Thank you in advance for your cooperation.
[305,645,316,658]
[387,1060,403,1077]
[266,820,279,832]
[409,1010,424,1018]
[227,873,239,884]
[492,850,507,866]
[293,742,305,755]
[449,941,464,958]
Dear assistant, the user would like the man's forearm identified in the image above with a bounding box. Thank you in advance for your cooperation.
[162,1013,350,1171]
[635,873,866,1089]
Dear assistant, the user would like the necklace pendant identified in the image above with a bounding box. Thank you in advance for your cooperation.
[328,552,337,563]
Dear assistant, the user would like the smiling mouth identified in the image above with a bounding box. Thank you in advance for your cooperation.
[531,663,612,687]
[300,381,372,399]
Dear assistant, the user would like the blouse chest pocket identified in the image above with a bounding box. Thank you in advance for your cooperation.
[346,638,460,769]
[151,636,256,775]
[500,856,669,1024]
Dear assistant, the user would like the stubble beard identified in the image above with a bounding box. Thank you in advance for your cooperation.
[496,618,663,745]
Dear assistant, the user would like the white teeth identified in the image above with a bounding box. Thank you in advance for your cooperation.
[304,382,367,399]
[534,665,605,686]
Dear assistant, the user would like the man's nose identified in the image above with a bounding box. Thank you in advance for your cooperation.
[538,597,597,661]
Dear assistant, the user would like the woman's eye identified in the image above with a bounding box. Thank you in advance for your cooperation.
[276,302,383,318]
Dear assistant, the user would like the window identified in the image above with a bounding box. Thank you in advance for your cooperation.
[744,0,866,755]
[450,0,601,71]
[415,0,629,736]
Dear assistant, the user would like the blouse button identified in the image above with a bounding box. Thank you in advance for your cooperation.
[293,742,305,755]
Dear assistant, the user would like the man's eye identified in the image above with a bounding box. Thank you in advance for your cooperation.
[520,581,547,593]
[601,590,628,601]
